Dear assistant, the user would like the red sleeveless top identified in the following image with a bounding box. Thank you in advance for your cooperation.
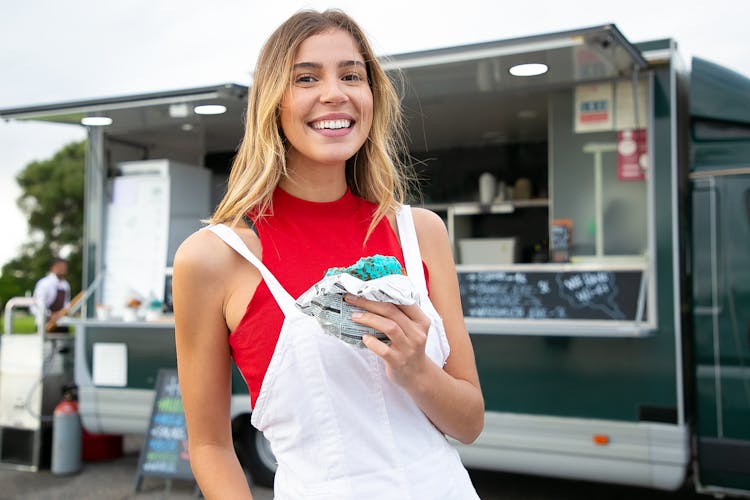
[230,188,426,407]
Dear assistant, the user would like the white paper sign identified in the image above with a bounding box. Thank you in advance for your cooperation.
[575,83,614,133]
[102,174,169,318]
[93,342,128,387]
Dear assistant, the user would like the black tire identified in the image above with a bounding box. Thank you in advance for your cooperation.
[233,414,277,488]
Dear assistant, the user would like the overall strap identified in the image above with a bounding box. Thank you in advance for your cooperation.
[204,224,298,316]
[395,206,428,296]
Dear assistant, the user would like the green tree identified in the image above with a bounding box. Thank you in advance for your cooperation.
[0,141,85,308]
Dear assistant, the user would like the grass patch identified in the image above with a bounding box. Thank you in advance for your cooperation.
[0,313,38,334]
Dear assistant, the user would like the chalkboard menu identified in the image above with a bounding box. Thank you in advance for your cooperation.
[135,369,193,490]
[458,269,644,321]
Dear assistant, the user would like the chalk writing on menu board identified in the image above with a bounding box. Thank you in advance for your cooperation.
[458,270,644,321]
[135,369,193,489]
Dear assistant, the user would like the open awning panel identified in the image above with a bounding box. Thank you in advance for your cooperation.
[388,25,646,150]
[0,84,248,154]
[389,24,646,97]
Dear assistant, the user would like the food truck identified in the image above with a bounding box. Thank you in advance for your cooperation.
[1,24,748,496]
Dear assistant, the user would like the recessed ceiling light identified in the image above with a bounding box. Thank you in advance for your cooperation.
[169,103,189,118]
[81,116,113,126]
[509,63,548,77]
[194,104,227,115]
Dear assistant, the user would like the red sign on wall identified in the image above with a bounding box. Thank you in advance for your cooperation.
[617,129,647,181]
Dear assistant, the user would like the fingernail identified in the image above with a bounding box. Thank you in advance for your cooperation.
[351,311,363,319]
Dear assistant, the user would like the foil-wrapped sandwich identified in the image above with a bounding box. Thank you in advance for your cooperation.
[296,255,419,348]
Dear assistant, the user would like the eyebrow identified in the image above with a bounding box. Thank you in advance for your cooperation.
[292,60,366,71]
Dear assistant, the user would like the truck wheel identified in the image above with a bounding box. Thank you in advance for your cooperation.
[233,415,277,488]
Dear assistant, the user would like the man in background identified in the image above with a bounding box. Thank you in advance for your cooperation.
[32,257,71,332]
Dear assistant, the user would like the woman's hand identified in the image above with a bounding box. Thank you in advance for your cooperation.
[345,293,431,390]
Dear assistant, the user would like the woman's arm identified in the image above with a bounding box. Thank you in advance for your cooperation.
[173,230,254,499]
[347,207,484,444]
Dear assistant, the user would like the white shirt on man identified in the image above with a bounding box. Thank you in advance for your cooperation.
[32,272,70,313]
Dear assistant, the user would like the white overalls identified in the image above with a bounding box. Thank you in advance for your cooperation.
[208,206,480,499]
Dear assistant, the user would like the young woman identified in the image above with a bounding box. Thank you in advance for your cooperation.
[173,9,484,499]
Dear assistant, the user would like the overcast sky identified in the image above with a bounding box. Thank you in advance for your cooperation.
[1,0,748,269]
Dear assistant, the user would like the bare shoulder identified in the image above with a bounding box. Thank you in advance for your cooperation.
[410,207,449,246]
[174,229,230,279]
[407,207,456,276]
[174,225,260,278]
[173,224,262,332]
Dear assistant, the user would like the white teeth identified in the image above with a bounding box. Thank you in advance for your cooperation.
[312,119,351,130]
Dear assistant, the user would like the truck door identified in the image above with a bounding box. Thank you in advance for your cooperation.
[691,172,750,494]
[689,56,750,496]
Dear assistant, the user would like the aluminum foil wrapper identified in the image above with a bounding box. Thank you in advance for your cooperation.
[296,273,419,348]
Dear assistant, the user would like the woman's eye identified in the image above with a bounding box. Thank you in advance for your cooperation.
[295,74,316,84]
[342,73,365,82]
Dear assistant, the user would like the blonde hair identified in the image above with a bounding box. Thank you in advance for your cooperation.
[210,9,413,234]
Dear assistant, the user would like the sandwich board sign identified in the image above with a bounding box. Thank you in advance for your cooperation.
[135,369,196,493]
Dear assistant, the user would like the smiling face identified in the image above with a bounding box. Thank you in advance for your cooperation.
[279,29,373,173]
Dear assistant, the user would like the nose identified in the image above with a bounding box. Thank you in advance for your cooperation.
[320,77,349,104]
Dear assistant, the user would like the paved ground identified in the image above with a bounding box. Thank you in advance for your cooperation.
[0,434,709,500]
[0,435,273,500]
